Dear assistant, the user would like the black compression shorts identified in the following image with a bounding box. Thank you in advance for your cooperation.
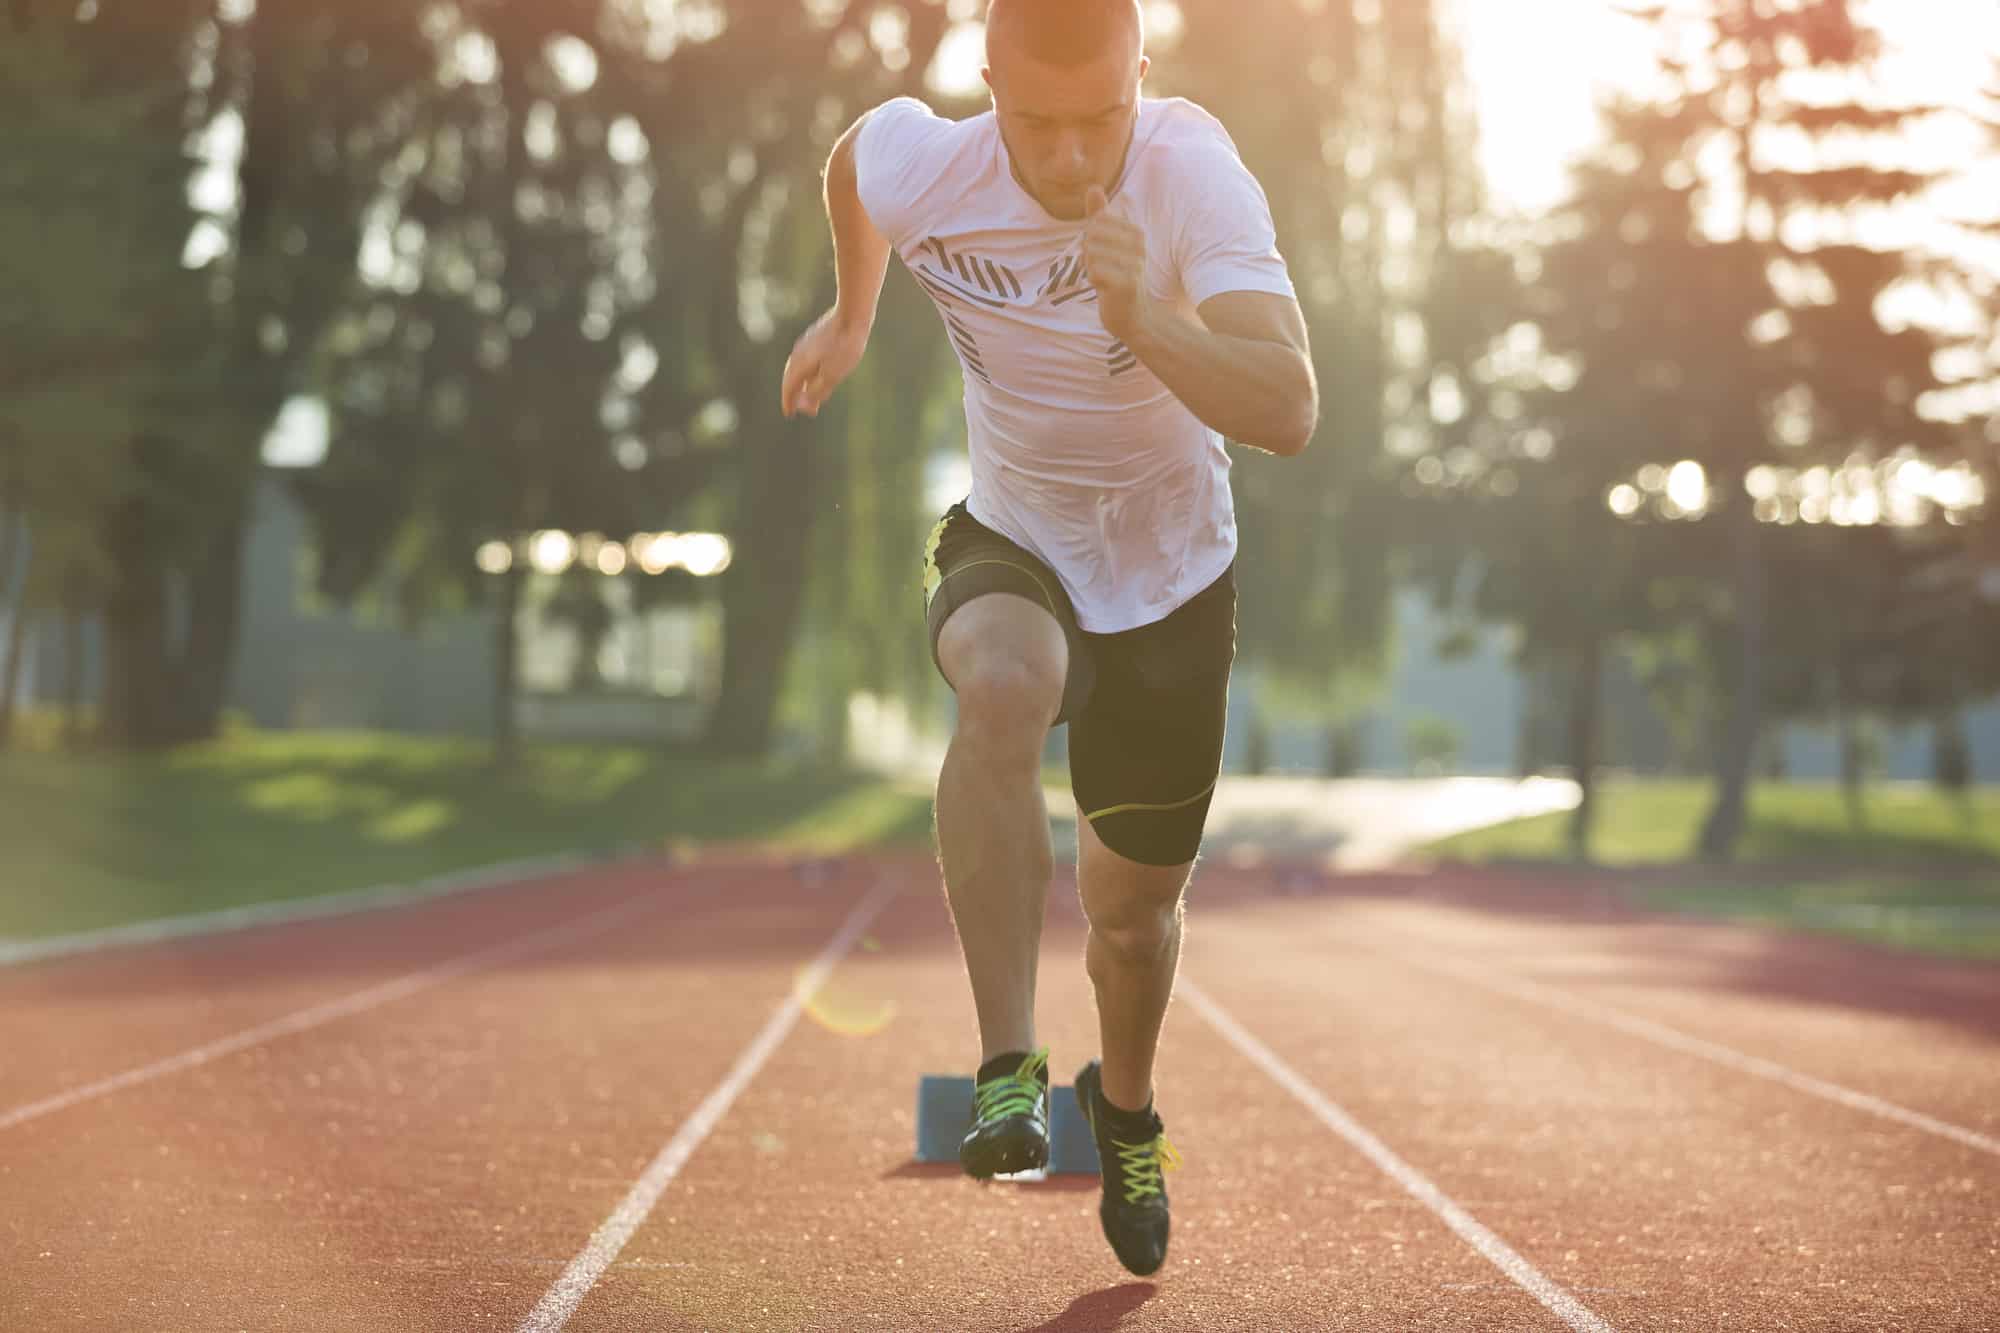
[922,501,1235,867]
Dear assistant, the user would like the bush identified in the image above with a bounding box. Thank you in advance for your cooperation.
[1405,714,1462,776]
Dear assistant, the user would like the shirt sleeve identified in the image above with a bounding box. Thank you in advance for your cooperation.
[854,96,952,251]
[1172,133,1298,308]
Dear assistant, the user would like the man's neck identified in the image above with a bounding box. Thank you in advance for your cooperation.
[999,111,1140,222]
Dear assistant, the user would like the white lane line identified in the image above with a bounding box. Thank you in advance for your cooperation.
[0,891,663,1133]
[518,879,901,1333]
[1371,943,2000,1159]
[1180,980,1617,1333]
[0,852,605,969]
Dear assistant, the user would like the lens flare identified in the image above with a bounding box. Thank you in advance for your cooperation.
[794,965,896,1038]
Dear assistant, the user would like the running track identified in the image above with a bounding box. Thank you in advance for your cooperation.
[2,853,1995,1330]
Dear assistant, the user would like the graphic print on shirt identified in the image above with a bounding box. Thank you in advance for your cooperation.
[912,236,1139,385]
[1039,251,1135,374]
[910,237,1025,384]
[1039,253,1098,308]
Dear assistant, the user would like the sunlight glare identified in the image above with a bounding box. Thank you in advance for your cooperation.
[1665,460,1707,514]
[795,965,897,1039]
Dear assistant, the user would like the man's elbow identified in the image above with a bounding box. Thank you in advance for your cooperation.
[1271,373,1319,457]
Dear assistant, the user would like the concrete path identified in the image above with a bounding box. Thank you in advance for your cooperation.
[1040,774,1580,870]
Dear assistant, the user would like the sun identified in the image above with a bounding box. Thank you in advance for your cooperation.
[925,0,2000,222]
[923,1,1649,214]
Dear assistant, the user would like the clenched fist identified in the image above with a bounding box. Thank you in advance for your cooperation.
[1082,184,1153,343]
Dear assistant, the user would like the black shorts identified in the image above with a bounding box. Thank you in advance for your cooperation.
[922,502,1236,867]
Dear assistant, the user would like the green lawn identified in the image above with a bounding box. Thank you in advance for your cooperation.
[0,731,936,940]
[1426,778,2000,960]
[1638,875,2000,962]
[1427,779,2000,867]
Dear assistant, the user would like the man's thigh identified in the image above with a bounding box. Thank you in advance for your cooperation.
[1068,566,1237,868]
[923,502,1094,726]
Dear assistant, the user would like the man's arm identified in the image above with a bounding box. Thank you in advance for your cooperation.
[781,111,892,418]
[1080,186,1316,455]
[1126,290,1318,456]
[824,111,892,336]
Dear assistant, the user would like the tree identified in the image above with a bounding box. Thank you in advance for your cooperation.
[141,0,445,746]
[1602,1,1948,859]
[610,1,954,755]
[1144,0,1482,746]
[294,2,671,763]
[0,1,238,749]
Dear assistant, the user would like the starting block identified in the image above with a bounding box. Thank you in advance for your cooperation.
[914,1074,1100,1176]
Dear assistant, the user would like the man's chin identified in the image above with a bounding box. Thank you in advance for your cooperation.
[1041,188,1087,220]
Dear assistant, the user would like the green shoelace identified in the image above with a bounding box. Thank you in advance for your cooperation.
[1109,1133,1184,1204]
[972,1047,1050,1121]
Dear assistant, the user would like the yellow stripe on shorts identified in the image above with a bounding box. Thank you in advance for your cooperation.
[1084,778,1218,824]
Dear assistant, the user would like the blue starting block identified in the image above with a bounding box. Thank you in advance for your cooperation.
[914,1074,1100,1176]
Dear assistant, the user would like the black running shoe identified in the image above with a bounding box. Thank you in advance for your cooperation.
[958,1047,1051,1179]
[1074,1059,1181,1276]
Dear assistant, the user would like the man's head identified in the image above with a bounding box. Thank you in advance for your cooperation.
[983,0,1148,220]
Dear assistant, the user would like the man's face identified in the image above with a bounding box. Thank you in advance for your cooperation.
[985,42,1147,222]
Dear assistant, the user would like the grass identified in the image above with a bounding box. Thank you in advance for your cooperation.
[0,730,937,940]
[1427,779,2000,867]
[1638,875,2000,962]
[1425,778,2000,960]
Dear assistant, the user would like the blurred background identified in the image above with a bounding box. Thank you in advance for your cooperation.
[2,0,1997,942]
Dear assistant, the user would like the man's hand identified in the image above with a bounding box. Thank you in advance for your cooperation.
[1082,185,1152,343]
[780,308,870,418]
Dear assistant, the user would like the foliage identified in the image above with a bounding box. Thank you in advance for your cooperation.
[0,729,933,938]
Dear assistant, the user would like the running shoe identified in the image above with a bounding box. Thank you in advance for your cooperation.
[1074,1058,1180,1276]
[959,1046,1051,1179]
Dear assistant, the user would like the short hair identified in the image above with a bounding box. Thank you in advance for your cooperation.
[985,0,1144,69]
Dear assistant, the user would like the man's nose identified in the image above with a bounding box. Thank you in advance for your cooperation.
[1053,128,1088,171]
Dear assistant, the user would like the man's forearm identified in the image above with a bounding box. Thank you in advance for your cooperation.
[826,115,891,335]
[1125,309,1317,456]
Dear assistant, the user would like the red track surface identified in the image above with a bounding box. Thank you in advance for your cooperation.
[2,854,1995,1330]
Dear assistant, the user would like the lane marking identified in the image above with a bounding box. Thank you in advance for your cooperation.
[518,879,901,1333]
[0,852,605,969]
[0,891,662,1132]
[1373,941,2000,1159]
[1180,980,1617,1333]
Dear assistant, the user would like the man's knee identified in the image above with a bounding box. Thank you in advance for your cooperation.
[1084,889,1185,965]
[956,655,1062,736]
[940,601,1067,744]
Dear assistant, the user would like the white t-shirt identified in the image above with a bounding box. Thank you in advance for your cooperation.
[855,94,1296,633]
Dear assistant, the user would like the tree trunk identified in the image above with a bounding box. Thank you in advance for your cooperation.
[0,589,29,751]
[704,411,821,757]
[0,502,21,624]
[1932,709,1972,795]
[0,505,22,749]
[1697,491,1763,862]
[1564,629,1604,864]
[1514,658,1548,779]
[1832,640,1866,832]
[165,489,250,744]
[99,496,178,750]
[1323,718,1364,778]
[493,557,524,769]
[61,599,86,749]
[1761,731,1788,780]
[1245,709,1272,776]
[100,564,175,750]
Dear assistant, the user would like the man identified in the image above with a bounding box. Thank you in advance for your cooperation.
[780,0,1314,1277]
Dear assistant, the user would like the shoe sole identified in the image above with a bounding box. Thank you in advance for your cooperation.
[960,1116,1050,1179]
